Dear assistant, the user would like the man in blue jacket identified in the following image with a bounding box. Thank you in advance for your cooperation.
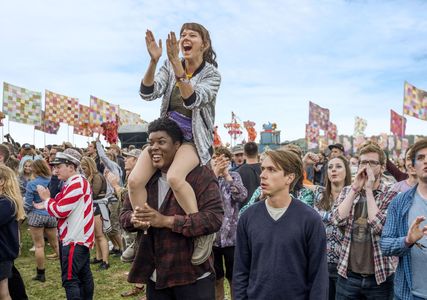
[381,139,427,300]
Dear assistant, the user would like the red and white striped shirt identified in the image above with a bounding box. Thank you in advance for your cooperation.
[45,174,94,248]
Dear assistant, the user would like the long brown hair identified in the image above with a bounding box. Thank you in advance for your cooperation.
[31,159,51,178]
[80,156,98,184]
[318,155,351,211]
[0,165,25,220]
[180,23,218,68]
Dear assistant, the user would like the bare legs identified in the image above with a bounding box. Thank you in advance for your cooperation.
[94,215,109,263]
[0,279,11,300]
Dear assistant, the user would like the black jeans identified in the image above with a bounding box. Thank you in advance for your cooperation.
[60,243,94,300]
[9,264,28,300]
[146,273,215,300]
[336,272,394,300]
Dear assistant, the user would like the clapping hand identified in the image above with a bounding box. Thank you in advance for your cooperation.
[145,30,162,63]
[166,31,180,63]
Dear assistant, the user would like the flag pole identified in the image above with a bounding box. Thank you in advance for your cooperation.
[402,82,406,156]
[67,124,70,142]
[33,127,36,145]
[44,132,46,147]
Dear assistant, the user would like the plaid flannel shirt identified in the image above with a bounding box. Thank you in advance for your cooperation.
[119,166,224,289]
[332,182,398,284]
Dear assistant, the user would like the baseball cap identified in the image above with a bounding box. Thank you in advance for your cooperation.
[49,148,82,166]
[328,143,344,153]
[122,149,142,158]
[231,145,244,155]
[22,143,32,150]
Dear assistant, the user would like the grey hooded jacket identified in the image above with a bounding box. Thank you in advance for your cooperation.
[139,59,221,165]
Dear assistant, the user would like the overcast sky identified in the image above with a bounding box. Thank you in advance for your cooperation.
[1,0,426,147]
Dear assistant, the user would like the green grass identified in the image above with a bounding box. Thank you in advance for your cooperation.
[15,225,231,299]
[15,225,144,300]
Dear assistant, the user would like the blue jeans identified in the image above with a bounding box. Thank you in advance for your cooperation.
[60,243,94,300]
[336,272,394,300]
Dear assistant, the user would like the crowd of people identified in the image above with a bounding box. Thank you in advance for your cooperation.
[0,21,426,300]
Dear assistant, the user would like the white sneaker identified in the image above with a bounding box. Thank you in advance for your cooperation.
[29,245,35,252]
[191,233,216,265]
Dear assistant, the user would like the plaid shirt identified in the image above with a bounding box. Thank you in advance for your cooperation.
[119,166,224,289]
[332,182,398,284]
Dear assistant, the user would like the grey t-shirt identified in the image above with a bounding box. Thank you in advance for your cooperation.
[408,191,427,298]
[348,194,375,275]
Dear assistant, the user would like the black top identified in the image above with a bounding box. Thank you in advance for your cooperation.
[237,163,261,208]
[0,196,19,262]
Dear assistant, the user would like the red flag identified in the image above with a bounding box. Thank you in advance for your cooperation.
[309,101,330,130]
[390,109,406,138]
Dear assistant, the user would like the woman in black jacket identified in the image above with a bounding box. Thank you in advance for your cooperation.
[0,165,25,299]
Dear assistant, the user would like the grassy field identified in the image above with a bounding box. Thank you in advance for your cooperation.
[15,225,145,300]
[15,225,231,299]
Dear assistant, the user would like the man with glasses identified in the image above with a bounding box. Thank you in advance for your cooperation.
[381,139,427,300]
[332,141,398,299]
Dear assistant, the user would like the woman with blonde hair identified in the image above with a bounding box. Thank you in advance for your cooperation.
[0,165,25,300]
[24,159,58,282]
[80,156,110,270]
[19,159,33,196]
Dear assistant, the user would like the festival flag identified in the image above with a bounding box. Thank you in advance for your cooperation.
[309,101,330,130]
[89,96,119,132]
[354,116,367,137]
[119,108,144,125]
[44,90,79,126]
[403,81,427,120]
[74,104,92,137]
[2,82,42,126]
[327,121,338,141]
[305,123,319,149]
[35,111,60,134]
[390,109,406,138]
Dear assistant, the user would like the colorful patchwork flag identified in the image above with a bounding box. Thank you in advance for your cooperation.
[74,104,92,137]
[119,108,144,125]
[390,109,406,138]
[305,123,319,149]
[309,101,330,131]
[35,111,60,134]
[403,81,427,120]
[44,90,79,126]
[89,96,119,132]
[327,121,338,141]
[2,82,42,126]
[354,116,367,137]
[402,138,409,153]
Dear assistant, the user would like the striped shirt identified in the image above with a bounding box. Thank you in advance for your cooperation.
[45,174,94,248]
[332,183,398,284]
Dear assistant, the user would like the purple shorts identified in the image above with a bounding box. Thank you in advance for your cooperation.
[168,111,193,141]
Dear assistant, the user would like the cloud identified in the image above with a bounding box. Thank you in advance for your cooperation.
[1,0,426,147]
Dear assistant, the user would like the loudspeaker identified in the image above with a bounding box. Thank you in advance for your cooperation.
[118,124,148,149]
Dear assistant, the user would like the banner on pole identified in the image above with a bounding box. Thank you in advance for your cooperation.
[403,81,427,120]
[2,82,42,126]
[44,90,79,126]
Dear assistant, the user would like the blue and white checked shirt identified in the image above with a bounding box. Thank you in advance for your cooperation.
[381,185,419,300]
